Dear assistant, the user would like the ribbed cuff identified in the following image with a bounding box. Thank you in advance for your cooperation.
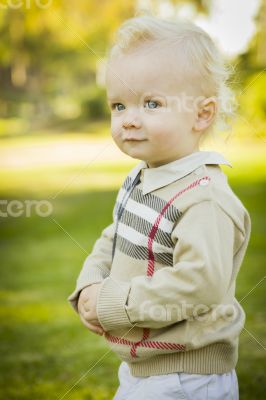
[97,277,133,331]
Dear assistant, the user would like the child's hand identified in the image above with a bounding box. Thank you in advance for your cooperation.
[78,283,105,336]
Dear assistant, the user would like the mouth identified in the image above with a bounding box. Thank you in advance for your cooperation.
[124,138,147,142]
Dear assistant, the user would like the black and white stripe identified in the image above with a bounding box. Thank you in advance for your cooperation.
[113,175,182,266]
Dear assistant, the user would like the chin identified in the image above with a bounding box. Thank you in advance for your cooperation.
[125,151,143,160]
[122,146,144,159]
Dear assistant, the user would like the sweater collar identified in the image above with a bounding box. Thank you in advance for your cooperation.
[130,151,232,195]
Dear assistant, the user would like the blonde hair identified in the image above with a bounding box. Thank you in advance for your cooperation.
[107,15,236,140]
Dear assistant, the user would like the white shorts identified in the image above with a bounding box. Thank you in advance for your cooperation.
[113,361,239,400]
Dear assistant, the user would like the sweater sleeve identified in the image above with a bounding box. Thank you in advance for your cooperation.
[68,222,115,312]
[97,200,245,331]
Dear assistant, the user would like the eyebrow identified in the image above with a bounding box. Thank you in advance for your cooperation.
[107,97,119,102]
[107,91,167,102]
[107,93,133,101]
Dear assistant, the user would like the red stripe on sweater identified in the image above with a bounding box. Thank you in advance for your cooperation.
[130,327,150,358]
[147,176,211,277]
[128,176,210,358]
[105,332,185,357]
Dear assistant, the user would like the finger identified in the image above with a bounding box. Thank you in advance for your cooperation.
[78,290,92,309]
[78,303,89,317]
[80,314,105,335]
[80,308,96,322]
[79,302,92,317]
[82,301,92,312]
[85,318,101,326]
[82,319,103,335]
[78,296,91,310]
[78,298,87,313]
[88,323,105,336]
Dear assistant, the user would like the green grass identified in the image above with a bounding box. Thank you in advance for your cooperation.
[0,133,265,399]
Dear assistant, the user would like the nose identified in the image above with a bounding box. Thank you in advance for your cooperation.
[122,108,141,129]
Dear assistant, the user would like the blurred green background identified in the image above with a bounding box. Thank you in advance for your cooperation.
[0,0,265,399]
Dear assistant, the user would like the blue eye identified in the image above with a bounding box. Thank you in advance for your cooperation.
[112,103,125,111]
[145,100,159,109]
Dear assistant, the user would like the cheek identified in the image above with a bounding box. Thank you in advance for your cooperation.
[145,117,165,136]
[146,118,174,141]
[148,123,181,149]
[111,120,122,141]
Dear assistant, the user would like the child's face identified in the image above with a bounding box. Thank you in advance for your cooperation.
[106,44,202,167]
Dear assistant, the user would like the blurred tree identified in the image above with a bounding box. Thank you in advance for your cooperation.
[236,0,266,75]
[234,0,266,141]
[0,0,135,122]
[2,0,263,135]
[170,0,210,12]
[136,0,210,14]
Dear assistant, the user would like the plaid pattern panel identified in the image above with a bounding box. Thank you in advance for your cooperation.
[113,175,182,266]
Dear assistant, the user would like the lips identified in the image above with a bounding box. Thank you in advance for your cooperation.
[124,137,147,141]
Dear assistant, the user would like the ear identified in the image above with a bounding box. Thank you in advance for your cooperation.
[193,97,217,132]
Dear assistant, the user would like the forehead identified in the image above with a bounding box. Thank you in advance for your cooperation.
[106,45,194,100]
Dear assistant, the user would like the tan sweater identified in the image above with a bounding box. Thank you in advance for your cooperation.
[68,151,251,377]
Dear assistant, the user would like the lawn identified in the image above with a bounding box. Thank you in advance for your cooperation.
[0,132,265,399]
